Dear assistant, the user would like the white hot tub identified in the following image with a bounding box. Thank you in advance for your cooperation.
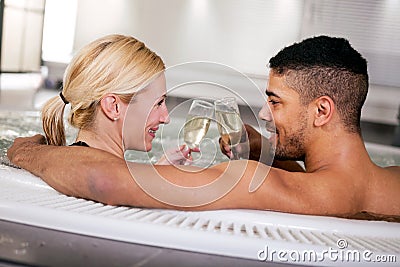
[0,110,399,266]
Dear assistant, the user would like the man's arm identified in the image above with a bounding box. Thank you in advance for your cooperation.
[220,124,305,172]
[8,135,354,216]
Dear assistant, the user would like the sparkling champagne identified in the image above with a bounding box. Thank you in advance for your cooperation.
[183,115,211,148]
[215,110,242,145]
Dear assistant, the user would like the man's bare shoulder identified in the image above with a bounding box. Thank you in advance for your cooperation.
[260,165,367,215]
[369,165,400,187]
[267,165,345,185]
[358,165,400,216]
[288,164,400,216]
[384,165,400,176]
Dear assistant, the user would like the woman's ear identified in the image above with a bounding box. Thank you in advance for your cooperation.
[313,96,335,127]
[100,94,121,121]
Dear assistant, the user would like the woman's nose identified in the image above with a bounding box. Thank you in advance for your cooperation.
[160,108,170,124]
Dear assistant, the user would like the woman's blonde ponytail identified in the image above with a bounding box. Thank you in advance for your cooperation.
[42,95,67,146]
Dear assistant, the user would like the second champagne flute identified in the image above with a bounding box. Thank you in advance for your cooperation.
[214,97,244,159]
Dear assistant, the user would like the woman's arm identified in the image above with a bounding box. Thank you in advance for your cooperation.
[6,135,276,209]
[7,134,125,201]
[8,135,346,215]
[7,135,220,208]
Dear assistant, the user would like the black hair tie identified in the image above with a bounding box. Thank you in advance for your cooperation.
[59,92,69,105]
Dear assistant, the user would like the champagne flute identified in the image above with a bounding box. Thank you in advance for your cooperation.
[183,99,214,149]
[214,97,244,159]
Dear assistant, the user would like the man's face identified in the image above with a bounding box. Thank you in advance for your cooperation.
[258,71,309,161]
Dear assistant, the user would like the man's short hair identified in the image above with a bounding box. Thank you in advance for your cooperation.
[269,35,368,133]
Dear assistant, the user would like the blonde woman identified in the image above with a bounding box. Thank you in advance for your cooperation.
[41,34,192,164]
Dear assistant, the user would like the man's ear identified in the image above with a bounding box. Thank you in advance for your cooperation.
[313,96,335,127]
[100,94,121,121]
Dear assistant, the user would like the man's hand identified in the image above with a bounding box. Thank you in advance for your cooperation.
[219,124,262,161]
[7,134,47,166]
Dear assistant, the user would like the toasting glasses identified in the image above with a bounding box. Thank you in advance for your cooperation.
[183,97,245,160]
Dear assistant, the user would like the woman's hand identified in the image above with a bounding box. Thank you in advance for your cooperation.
[7,134,47,166]
[156,144,200,165]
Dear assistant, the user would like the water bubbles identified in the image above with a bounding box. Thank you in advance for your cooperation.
[14,248,27,255]
[13,241,29,255]
[0,234,14,244]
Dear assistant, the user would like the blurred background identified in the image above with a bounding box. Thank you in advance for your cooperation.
[0,0,399,146]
